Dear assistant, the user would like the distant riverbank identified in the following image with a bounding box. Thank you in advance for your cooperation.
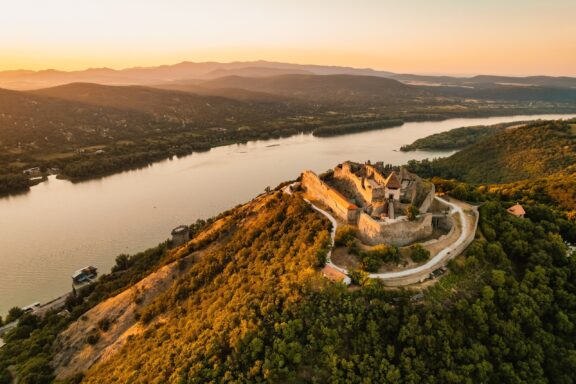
[3,107,576,197]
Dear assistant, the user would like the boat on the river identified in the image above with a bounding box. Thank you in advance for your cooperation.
[22,302,41,313]
[72,266,98,284]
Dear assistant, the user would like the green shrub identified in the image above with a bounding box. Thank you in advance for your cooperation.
[360,253,383,272]
[335,225,357,246]
[410,244,430,263]
[359,244,400,272]
[5,307,24,324]
[406,204,420,221]
[348,269,369,285]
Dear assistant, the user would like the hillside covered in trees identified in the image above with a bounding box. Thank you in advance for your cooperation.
[1,172,575,383]
[400,121,533,151]
[408,119,576,184]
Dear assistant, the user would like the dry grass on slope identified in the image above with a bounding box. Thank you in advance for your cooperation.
[51,216,231,380]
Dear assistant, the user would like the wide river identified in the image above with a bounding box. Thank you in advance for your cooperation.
[0,114,573,315]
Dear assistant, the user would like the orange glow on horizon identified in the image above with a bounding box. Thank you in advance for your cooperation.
[1,0,575,76]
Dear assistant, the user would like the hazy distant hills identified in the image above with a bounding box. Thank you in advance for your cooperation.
[31,82,289,116]
[2,72,574,153]
[3,59,575,92]
[203,66,314,78]
[189,74,427,105]
[2,70,575,151]
[164,73,576,105]
[0,61,395,90]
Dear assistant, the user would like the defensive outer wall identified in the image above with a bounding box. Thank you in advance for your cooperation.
[302,169,437,247]
[376,203,479,286]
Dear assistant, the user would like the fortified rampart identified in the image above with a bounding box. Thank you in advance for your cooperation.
[380,205,479,286]
[333,162,385,204]
[365,164,388,185]
[398,167,435,211]
[302,171,359,224]
[358,212,434,247]
[418,184,435,213]
[304,162,441,249]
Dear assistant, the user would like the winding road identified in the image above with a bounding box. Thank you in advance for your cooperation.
[284,184,477,284]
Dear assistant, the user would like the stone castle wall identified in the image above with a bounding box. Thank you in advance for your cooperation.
[357,212,434,247]
[304,164,435,247]
[381,206,479,287]
[333,163,379,204]
[365,164,388,185]
[302,171,359,224]
[418,184,435,213]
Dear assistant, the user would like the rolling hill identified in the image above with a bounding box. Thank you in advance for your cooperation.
[393,73,576,88]
[0,84,318,189]
[409,119,576,184]
[197,74,428,105]
[432,84,576,102]
[203,66,315,78]
[0,87,156,148]
[31,82,293,119]
[0,83,298,152]
[400,121,532,151]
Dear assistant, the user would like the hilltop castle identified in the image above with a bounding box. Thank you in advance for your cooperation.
[301,161,441,246]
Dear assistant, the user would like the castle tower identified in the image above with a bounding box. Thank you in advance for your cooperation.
[384,171,401,201]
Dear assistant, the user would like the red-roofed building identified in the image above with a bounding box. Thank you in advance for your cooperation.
[321,265,351,285]
[507,204,526,218]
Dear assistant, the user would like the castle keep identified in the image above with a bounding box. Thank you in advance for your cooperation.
[302,161,440,246]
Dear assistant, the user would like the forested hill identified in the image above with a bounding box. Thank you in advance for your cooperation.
[400,121,530,151]
[196,74,428,104]
[2,181,576,382]
[31,82,290,113]
[410,119,576,184]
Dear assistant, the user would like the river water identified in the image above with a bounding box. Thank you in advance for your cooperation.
[0,114,573,315]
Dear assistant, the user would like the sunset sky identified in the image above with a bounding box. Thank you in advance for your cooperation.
[1,0,575,76]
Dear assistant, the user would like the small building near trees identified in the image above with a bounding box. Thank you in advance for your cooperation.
[507,204,526,218]
[321,264,351,285]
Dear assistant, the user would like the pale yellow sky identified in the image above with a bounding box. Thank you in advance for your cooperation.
[1,0,575,76]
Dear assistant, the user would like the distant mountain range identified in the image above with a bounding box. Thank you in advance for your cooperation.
[0,61,394,90]
[1,60,575,91]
